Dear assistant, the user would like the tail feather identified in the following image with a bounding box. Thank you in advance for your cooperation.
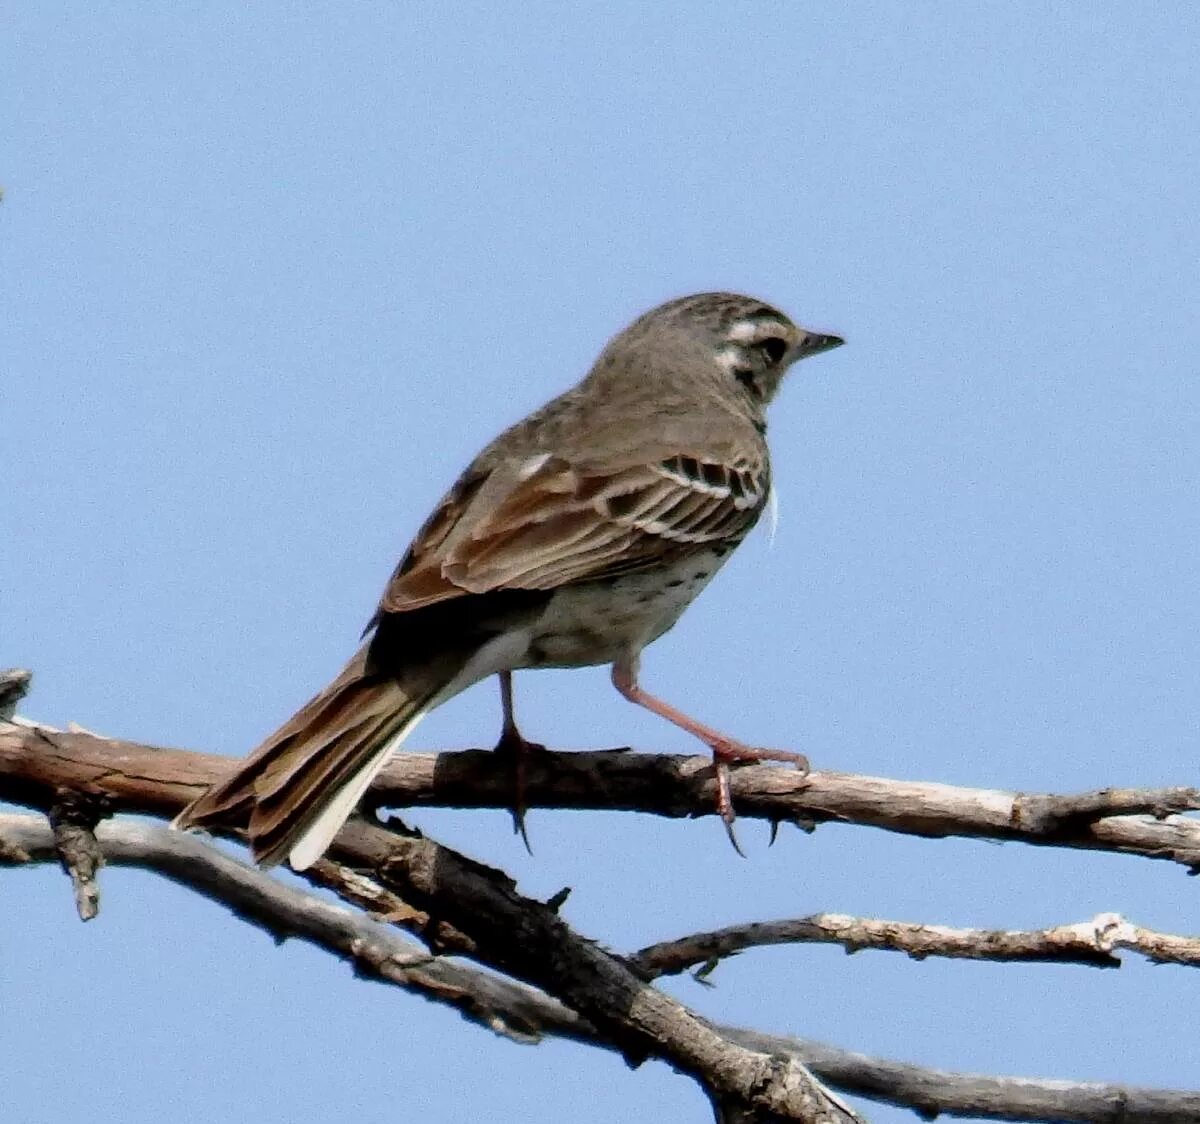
[174,646,444,870]
[250,699,423,869]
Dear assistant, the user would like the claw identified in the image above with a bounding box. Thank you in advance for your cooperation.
[493,726,544,855]
[608,661,806,855]
[722,816,747,858]
[709,739,808,855]
[514,818,534,854]
[492,670,546,854]
[511,804,534,854]
[714,759,746,857]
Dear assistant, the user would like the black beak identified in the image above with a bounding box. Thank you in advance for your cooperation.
[800,332,844,356]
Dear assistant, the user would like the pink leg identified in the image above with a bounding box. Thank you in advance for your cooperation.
[611,658,807,847]
[491,670,545,852]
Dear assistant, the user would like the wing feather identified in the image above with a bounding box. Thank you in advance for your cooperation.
[376,452,767,616]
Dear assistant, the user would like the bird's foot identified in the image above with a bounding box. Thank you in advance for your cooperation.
[491,725,548,853]
[707,738,809,856]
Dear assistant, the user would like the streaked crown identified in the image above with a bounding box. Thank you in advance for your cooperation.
[597,291,842,407]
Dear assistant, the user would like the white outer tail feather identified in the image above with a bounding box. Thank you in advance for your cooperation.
[286,711,428,870]
[272,627,530,869]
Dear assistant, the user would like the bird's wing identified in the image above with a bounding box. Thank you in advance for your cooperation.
[375,451,768,615]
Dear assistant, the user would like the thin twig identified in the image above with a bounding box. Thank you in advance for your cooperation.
[48,790,106,921]
[633,912,1200,979]
[0,668,31,720]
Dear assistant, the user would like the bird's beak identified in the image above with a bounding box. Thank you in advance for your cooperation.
[798,331,844,357]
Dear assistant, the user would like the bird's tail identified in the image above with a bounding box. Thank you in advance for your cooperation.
[173,645,445,870]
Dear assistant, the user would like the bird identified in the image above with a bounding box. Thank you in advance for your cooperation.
[173,292,843,870]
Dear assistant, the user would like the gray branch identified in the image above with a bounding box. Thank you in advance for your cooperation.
[728,1031,1200,1124]
[0,813,588,1046]
[633,912,1200,978]
[4,813,1197,1123]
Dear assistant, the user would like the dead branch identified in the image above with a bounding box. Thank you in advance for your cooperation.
[0,809,855,1123]
[728,1030,1200,1123]
[322,816,859,1121]
[0,812,580,1046]
[2,711,1199,872]
[48,791,105,921]
[5,813,1198,1123]
[633,911,1200,978]
[0,668,31,720]
[5,668,1200,1121]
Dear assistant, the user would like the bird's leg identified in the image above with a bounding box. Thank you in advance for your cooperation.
[610,659,808,852]
[490,670,546,852]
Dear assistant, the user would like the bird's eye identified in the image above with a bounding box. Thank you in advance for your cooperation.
[759,337,788,365]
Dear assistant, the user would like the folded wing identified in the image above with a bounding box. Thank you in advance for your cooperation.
[376,452,768,617]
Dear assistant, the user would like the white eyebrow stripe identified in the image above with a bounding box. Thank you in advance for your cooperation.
[517,452,551,480]
[727,320,761,342]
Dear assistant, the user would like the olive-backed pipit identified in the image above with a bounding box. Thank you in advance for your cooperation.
[175,292,843,868]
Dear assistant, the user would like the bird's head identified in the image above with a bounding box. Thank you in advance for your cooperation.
[598,291,843,409]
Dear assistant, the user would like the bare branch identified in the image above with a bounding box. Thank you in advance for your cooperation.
[634,911,1200,978]
[1,809,857,1123]
[5,677,1199,1121]
[5,812,1197,1122]
[727,1030,1200,1123]
[48,791,106,921]
[2,715,1199,872]
[326,816,861,1121]
[0,813,587,1047]
[303,856,481,959]
[0,668,32,720]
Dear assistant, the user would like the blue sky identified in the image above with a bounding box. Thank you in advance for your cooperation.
[4,5,1199,1122]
